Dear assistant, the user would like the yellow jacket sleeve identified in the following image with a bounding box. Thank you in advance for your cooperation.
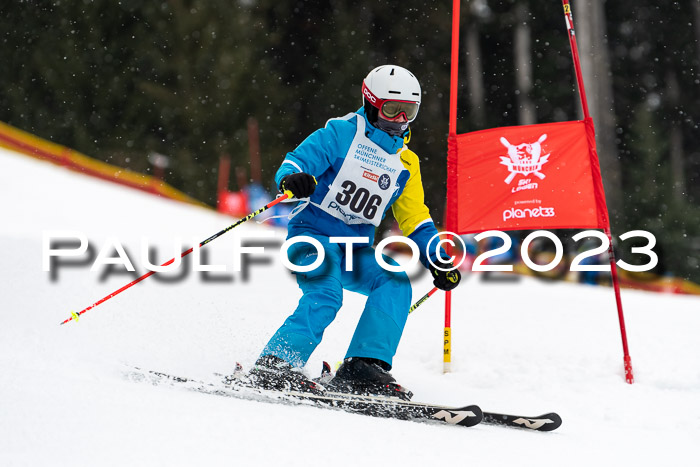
[391,147,433,236]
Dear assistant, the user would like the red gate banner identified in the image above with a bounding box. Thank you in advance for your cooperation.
[446,118,609,233]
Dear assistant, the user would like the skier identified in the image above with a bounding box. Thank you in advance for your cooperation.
[250,65,461,398]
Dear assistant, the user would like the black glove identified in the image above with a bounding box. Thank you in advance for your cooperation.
[280,172,317,199]
[430,262,461,291]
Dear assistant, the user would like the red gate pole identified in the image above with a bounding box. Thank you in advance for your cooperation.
[444,0,462,373]
[562,0,634,383]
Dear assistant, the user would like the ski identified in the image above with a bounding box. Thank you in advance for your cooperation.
[316,362,562,432]
[309,388,561,432]
[126,366,482,428]
[308,389,561,432]
[127,366,562,432]
[282,390,483,428]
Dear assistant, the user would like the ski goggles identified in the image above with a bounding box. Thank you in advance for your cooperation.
[362,83,420,122]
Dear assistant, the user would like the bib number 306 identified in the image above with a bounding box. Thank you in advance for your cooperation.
[335,180,382,220]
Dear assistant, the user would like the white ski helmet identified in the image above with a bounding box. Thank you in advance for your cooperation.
[362,65,422,127]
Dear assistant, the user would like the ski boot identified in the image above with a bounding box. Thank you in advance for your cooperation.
[246,355,324,394]
[326,357,413,401]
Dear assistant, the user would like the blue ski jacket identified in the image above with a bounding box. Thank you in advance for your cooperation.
[275,108,446,268]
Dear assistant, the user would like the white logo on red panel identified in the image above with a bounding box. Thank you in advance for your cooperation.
[499,134,550,185]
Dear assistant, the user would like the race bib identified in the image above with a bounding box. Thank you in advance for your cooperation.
[318,116,405,226]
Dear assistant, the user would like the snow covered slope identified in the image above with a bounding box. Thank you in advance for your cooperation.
[1,147,698,466]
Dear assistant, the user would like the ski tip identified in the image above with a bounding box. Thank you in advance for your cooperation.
[533,412,562,432]
[470,405,484,426]
[459,404,484,427]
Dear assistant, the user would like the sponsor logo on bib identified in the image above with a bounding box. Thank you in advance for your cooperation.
[362,170,379,182]
[378,174,391,190]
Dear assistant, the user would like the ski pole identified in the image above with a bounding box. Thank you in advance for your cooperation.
[408,286,439,314]
[59,193,290,325]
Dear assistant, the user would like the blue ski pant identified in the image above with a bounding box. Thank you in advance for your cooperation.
[260,234,412,368]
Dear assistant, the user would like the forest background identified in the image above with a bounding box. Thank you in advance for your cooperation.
[1,0,699,283]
